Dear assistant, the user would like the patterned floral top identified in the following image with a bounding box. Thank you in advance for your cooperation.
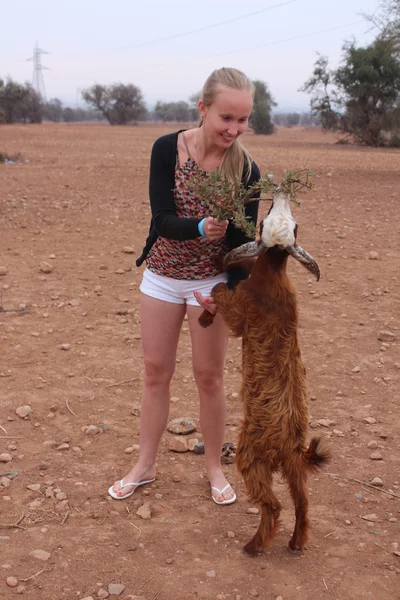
[146,155,229,280]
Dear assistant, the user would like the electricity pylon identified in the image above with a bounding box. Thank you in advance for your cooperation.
[27,42,49,100]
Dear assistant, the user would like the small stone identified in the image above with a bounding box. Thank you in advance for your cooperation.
[370,477,384,487]
[370,452,383,460]
[122,247,135,254]
[30,549,51,561]
[352,366,361,373]
[379,432,389,439]
[15,405,32,418]
[168,437,188,452]
[361,514,379,522]
[0,267,7,276]
[227,531,235,538]
[124,446,134,454]
[56,492,67,500]
[108,583,125,596]
[246,507,259,515]
[43,440,58,448]
[167,417,196,435]
[250,590,259,598]
[27,484,41,492]
[56,443,70,451]
[97,589,109,599]
[363,417,377,425]
[16,585,26,594]
[368,251,379,260]
[206,570,216,577]
[154,493,163,500]
[188,438,199,451]
[367,440,378,449]
[39,461,48,470]
[172,474,180,483]
[39,261,53,273]
[317,418,335,427]
[59,343,72,351]
[345,520,352,525]
[83,425,101,436]
[131,402,141,416]
[0,453,12,463]
[0,477,11,488]
[378,330,395,343]
[165,558,174,564]
[136,502,151,519]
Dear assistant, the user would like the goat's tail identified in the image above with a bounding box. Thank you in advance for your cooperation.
[303,437,330,471]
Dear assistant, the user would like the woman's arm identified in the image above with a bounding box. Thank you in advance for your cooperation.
[149,136,201,241]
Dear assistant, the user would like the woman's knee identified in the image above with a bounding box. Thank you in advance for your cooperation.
[144,359,175,388]
[193,366,225,394]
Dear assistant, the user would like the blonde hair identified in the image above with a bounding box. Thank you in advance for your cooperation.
[200,67,254,183]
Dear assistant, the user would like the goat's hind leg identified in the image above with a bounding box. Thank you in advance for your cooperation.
[283,462,310,552]
[242,465,281,557]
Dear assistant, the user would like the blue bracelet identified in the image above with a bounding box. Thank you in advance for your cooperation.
[198,218,207,237]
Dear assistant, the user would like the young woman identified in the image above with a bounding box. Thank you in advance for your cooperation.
[109,67,260,505]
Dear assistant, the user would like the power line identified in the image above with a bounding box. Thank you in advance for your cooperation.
[26,41,50,100]
[210,19,366,57]
[117,0,296,50]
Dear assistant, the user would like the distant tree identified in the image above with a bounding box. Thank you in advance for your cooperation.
[302,39,400,146]
[250,80,276,134]
[44,98,63,122]
[363,0,400,50]
[82,83,147,125]
[153,100,191,122]
[189,91,200,121]
[0,78,43,123]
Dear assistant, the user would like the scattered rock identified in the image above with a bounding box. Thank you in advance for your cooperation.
[378,330,395,343]
[131,402,141,416]
[56,443,70,451]
[39,261,53,273]
[82,425,101,436]
[27,484,41,492]
[352,366,361,373]
[167,417,196,435]
[188,438,199,451]
[246,507,259,515]
[97,589,109,599]
[15,405,32,418]
[370,452,383,460]
[122,247,135,254]
[363,417,377,425]
[250,590,259,598]
[30,549,51,561]
[6,576,18,587]
[370,477,384,487]
[227,531,235,538]
[39,461,48,470]
[108,583,125,596]
[59,343,72,351]
[43,440,58,448]
[361,514,380,522]
[206,570,216,577]
[317,418,335,427]
[0,267,7,276]
[136,502,151,519]
[367,440,378,449]
[368,251,379,260]
[168,437,188,452]
[0,453,12,463]
[0,477,11,488]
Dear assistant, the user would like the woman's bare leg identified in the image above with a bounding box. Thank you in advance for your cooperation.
[186,306,234,503]
[111,294,185,497]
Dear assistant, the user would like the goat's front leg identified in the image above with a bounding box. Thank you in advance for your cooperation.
[283,461,310,552]
[210,283,246,336]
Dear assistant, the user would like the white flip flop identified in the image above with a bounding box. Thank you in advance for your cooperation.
[108,477,155,500]
[211,483,237,505]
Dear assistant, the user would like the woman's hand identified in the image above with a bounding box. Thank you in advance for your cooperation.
[193,291,217,314]
[203,217,228,241]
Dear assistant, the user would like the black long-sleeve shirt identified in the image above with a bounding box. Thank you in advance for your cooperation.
[136,131,260,285]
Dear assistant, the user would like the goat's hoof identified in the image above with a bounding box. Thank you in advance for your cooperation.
[287,542,304,554]
[242,544,262,557]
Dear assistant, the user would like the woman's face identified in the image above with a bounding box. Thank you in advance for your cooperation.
[199,87,253,150]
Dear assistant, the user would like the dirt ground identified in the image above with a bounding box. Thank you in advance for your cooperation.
[0,123,399,600]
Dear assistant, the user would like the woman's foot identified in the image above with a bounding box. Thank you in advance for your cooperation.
[208,469,236,505]
[109,465,156,499]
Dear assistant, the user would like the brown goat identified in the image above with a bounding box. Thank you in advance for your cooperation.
[199,194,330,556]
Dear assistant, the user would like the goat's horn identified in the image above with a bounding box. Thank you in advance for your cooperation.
[286,244,320,281]
[223,241,264,268]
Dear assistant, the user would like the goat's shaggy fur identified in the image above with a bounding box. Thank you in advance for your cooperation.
[204,246,330,555]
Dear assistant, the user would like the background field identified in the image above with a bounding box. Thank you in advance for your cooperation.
[0,124,399,600]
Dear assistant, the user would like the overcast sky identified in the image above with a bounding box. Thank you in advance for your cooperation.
[2,0,381,111]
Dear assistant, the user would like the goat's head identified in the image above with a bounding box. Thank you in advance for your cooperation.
[224,192,320,280]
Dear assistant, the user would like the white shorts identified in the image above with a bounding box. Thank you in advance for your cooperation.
[140,268,228,306]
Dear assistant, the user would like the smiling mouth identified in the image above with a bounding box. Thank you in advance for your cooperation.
[221,134,233,142]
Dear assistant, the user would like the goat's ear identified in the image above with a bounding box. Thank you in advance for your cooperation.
[259,220,264,237]
[198,310,216,328]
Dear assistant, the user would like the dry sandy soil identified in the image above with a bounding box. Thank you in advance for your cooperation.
[0,124,399,600]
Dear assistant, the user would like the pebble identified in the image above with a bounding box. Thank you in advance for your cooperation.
[0,453,12,463]
[367,441,378,449]
[136,502,151,519]
[167,417,196,435]
[345,520,352,525]
[154,493,163,500]
[168,437,188,452]
[30,549,51,561]
[97,589,109,599]
[352,366,361,373]
[363,417,377,425]
[56,443,70,451]
[15,405,32,418]
[246,507,259,515]
[361,514,379,522]
[82,425,101,436]
[0,267,7,276]
[188,438,199,451]
[370,477,384,487]
[378,330,395,343]
[206,570,216,577]
[59,343,72,351]
[122,247,135,254]
[317,418,335,427]
[108,583,125,596]
[39,461,48,470]
[368,251,379,260]
[370,452,383,460]
[6,576,18,587]
[250,590,259,598]
[227,531,235,538]
[43,440,58,448]
[124,446,135,454]
[131,402,141,416]
[39,261,53,273]
[27,484,41,492]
